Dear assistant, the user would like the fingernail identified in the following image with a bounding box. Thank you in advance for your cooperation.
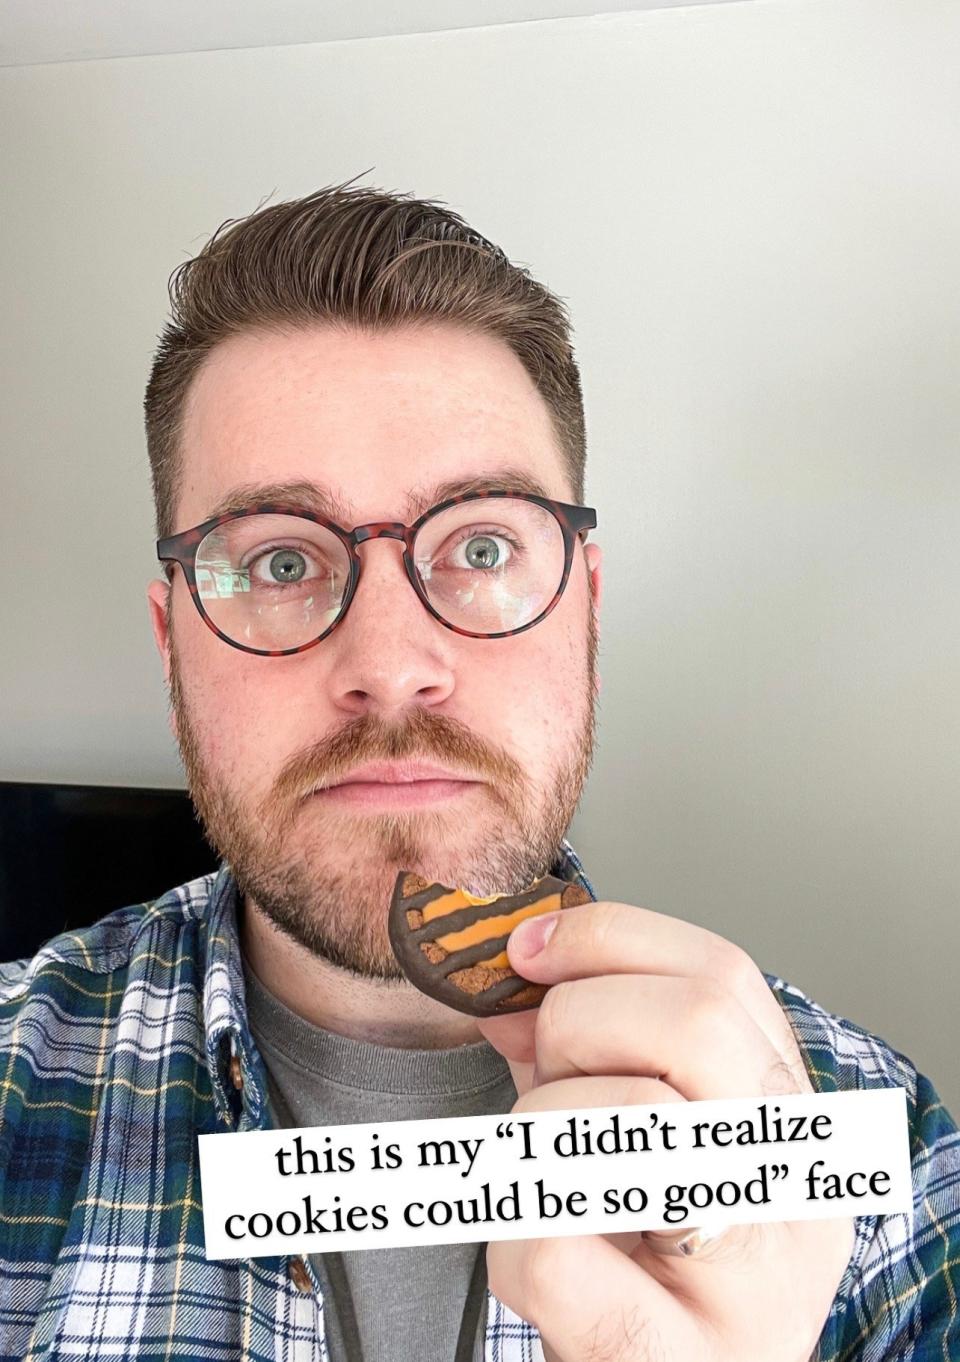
[512,912,559,959]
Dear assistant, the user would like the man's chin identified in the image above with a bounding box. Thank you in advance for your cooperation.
[293,810,500,883]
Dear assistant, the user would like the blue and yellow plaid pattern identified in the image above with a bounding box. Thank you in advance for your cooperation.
[1,841,957,1360]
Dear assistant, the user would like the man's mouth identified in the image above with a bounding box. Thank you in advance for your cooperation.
[307,761,483,810]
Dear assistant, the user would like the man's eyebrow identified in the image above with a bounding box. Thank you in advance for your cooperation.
[204,468,555,525]
[206,479,352,523]
[406,469,554,515]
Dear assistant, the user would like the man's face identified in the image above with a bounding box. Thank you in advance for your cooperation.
[147,322,602,983]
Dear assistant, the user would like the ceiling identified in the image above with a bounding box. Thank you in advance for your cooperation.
[1,0,746,68]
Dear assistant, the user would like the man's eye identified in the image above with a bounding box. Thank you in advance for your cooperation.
[257,548,309,584]
[246,544,338,587]
[446,532,518,570]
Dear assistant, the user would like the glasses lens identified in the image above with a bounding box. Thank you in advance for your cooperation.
[196,515,350,650]
[414,498,565,634]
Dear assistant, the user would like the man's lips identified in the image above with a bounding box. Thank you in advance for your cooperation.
[306,762,483,809]
[324,761,477,786]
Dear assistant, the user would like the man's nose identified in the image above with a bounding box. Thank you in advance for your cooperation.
[323,537,457,715]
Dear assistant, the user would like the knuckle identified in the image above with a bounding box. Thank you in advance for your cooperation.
[536,979,575,1049]
[685,976,736,1040]
[624,1074,676,1107]
[705,934,758,997]
[581,901,618,959]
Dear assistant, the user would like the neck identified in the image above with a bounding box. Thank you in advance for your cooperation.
[239,896,485,1049]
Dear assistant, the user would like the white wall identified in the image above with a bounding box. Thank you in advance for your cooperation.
[1,0,957,1115]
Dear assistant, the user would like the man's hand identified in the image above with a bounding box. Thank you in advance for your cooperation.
[475,899,856,1362]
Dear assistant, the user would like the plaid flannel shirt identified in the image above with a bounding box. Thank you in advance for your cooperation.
[1,839,957,1361]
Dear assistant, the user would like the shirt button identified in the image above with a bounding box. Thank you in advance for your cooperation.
[288,1258,313,1293]
[229,1055,243,1091]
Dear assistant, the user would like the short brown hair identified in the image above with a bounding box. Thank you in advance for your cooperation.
[144,177,587,540]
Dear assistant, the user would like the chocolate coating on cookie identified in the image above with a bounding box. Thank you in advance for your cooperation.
[388,871,592,1017]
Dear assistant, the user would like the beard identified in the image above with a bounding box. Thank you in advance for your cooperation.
[167,603,598,983]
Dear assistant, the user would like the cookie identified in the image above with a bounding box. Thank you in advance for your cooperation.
[388,870,592,1017]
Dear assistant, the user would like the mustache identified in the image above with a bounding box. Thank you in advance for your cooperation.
[268,708,528,813]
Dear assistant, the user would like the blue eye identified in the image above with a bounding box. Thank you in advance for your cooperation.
[458,535,505,569]
[244,541,343,592]
[264,549,307,583]
[446,531,519,571]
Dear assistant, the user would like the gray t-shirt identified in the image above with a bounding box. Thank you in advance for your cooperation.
[242,959,518,1362]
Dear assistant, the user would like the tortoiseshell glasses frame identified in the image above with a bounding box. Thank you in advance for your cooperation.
[156,490,597,657]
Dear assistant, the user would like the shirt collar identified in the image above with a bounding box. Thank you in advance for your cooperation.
[201,840,598,1131]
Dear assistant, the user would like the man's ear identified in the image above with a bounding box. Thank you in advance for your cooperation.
[146,578,178,741]
[146,577,172,683]
[583,541,602,696]
[584,541,602,619]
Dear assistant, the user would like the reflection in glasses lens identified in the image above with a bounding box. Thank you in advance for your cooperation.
[194,499,567,650]
[196,515,349,649]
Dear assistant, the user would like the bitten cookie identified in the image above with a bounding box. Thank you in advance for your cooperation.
[388,870,592,1017]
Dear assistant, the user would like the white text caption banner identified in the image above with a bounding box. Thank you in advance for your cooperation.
[198,1087,911,1258]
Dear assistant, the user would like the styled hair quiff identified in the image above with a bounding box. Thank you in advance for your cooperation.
[144,177,587,540]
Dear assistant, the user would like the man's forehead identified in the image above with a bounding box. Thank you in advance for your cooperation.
[177,324,570,528]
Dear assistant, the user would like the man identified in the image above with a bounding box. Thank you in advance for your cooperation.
[0,181,957,1362]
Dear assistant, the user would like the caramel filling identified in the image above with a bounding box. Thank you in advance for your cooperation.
[423,891,562,969]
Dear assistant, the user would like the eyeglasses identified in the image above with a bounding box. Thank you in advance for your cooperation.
[156,491,597,656]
